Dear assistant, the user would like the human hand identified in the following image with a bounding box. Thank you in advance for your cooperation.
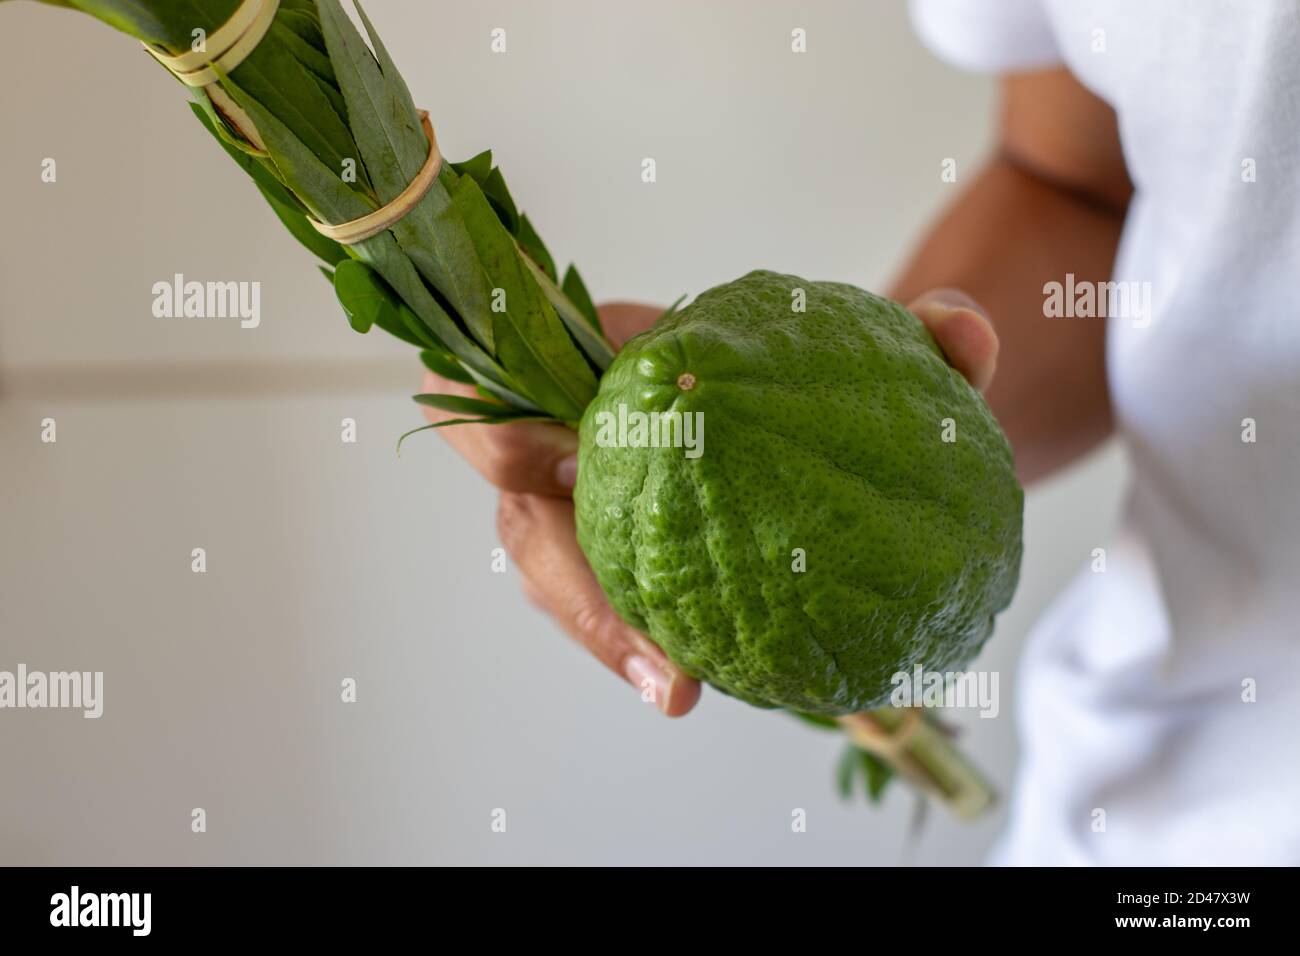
[420,304,703,717]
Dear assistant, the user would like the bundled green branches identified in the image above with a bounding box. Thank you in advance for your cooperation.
[26,0,614,430]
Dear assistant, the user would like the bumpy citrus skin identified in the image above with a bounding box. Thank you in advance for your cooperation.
[574,271,1023,715]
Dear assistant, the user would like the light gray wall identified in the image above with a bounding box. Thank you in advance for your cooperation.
[0,0,1125,865]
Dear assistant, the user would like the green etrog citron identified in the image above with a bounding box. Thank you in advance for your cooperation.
[574,271,1023,715]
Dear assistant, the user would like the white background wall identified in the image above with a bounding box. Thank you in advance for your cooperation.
[0,0,1125,865]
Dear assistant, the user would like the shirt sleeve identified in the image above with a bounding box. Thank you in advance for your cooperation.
[908,0,1063,73]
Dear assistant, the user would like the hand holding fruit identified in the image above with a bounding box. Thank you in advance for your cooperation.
[421,291,1000,717]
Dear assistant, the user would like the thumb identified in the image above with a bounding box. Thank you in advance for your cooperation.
[907,289,999,393]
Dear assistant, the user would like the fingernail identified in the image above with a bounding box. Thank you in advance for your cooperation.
[917,300,962,322]
[625,655,671,712]
[555,454,578,489]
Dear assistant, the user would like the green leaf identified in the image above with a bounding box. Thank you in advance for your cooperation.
[836,747,858,799]
[452,150,493,185]
[481,167,520,233]
[350,234,514,387]
[790,711,841,732]
[334,259,386,333]
[833,745,894,804]
[190,90,264,158]
[517,213,557,283]
[334,260,437,348]
[39,0,220,48]
[450,174,598,421]
[520,251,615,371]
[277,7,329,52]
[275,16,337,90]
[661,293,689,320]
[859,749,894,802]
[461,200,597,417]
[420,348,474,384]
[562,265,602,333]
[316,0,422,199]
[394,183,498,353]
[411,393,533,418]
[396,416,552,454]
[389,301,443,350]
[343,229,517,387]
[460,365,545,414]
[351,0,419,118]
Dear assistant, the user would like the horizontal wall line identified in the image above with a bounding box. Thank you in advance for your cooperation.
[0,357,419,402]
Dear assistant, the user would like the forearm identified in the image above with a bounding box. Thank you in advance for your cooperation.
[890,154,1125,484]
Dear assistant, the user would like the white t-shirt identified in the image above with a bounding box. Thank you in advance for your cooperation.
[910,0,1300,865]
